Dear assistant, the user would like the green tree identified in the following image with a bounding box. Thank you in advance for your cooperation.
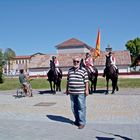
[125,37,140,66]
[0,49,4,83]
[4,48,16,74]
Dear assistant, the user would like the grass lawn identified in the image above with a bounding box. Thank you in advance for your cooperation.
[0,77,140,91]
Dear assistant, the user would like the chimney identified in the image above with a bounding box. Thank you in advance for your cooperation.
[106,45,112,52]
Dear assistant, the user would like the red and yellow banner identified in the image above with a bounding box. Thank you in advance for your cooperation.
[91,29,101,60]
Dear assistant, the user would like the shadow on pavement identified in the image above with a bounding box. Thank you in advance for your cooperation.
[95,130,133,140]
[96,135,133,140]
[13,94,26,99]
[91,89,107,94]
[47,114,73,124]
[96,137,115,140]
[113,134,133,140]
[38,90,55,95]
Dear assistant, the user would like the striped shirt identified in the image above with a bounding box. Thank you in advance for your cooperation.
[67,66,89,94]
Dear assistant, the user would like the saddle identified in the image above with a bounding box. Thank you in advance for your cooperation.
[86,67,95,77]
[111,65,119,74]
[55,69,59,76]
[103,65,118,77]
[55,68,62,77]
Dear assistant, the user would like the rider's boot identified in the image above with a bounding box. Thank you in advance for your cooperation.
[55,70,58,76]
[103,69,106,77]
[103,73,105,77]
[116,68,119,74]
[91,72,94,77]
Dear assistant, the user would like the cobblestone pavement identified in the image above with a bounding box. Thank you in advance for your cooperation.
[0,88,140,140]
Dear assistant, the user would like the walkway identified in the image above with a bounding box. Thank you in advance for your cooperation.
[0,88,140,140]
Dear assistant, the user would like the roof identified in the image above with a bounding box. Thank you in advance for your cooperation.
[14,55,31,59]
[31,52,45,57]
[28,50,131,68]
[94,50,131,66]
[55,38,92,50]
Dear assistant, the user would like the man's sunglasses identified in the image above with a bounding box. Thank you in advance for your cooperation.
[73,60,80,63]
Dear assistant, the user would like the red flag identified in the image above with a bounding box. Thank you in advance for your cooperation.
[91,29,101,60]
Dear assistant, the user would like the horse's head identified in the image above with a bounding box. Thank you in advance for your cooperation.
[50,60,55,71]
[80,58,86,68]
[48,60,56,80]
[106,55,111,68]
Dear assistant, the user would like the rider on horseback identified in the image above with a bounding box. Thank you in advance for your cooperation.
[109,52,118,70]
[51,56,60,75]
[84,53,95,75]
[103,52,118,77]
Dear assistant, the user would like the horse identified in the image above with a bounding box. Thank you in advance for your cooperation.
[47,60,62,94]
[80,59,98,94]
[104,55,119,94]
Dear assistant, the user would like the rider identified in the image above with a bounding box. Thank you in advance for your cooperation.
[84,53,95,74]
[19,69,32,97]
[103,51,118,77]
[52,56,60,75]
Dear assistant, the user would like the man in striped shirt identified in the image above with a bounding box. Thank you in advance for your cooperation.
[66,57,89,129]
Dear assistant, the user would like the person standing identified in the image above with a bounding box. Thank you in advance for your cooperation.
[65,57,89,129]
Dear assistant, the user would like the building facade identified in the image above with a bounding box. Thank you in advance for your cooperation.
[8,38,131,77]
[4,55,31,75]
[28,38,131,76]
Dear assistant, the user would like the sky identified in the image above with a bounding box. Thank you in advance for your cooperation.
[0,0,140,56]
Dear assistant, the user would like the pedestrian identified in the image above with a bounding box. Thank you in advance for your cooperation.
[19,69,32,97]
[65,57,89,129]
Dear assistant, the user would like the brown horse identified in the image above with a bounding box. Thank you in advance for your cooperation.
[104,55,119,94]
[47,60,62,94]
[80,59,98,94]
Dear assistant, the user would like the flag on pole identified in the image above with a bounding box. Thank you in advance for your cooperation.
[95,29,101,58]
[91,29,101,60]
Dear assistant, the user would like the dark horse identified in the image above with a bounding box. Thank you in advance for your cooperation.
[80,59,98,93]
[104,55,119,94]
[47,60,62,94]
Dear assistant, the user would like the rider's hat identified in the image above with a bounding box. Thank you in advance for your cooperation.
[86,52,90,56]
[52,56,56,59]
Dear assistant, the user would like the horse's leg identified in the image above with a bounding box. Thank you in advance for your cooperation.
[90,82,93,94]
[113,77,119,92]
[116,85,119,91]
[56,85,58,91]
[56,79,61,92]
[59,82,61,91]
[58,81,61,91]
[56,81,58,91]
[88,83,91,94]
[111,79,115,94]
[112,77,118,94]
[94,77,97,92]
[106,78,109,94]
[50,81,53,92]
[53,82,56,94]
[116,77,119,91]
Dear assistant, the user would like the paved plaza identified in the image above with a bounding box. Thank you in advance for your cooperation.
[0,88,140,140]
